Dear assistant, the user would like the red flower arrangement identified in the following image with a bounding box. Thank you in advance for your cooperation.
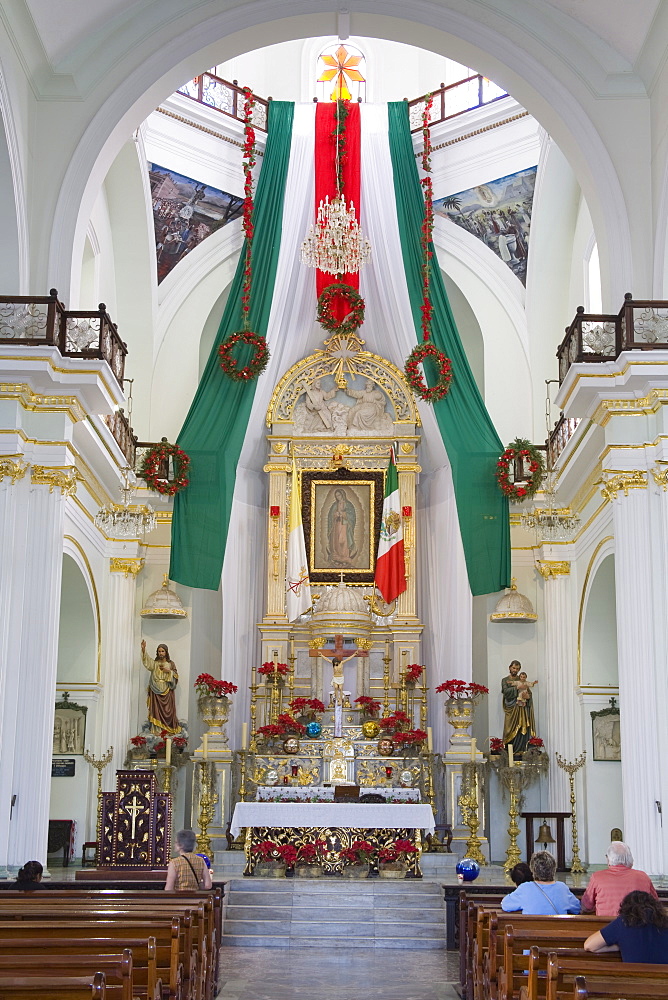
[340,839,375,864]
[194,673,238,698]
[252,840,280,861]
[355,696,381,716]
[173,736,187,749]
[379,710,411,733]
[379,838,419,863]
[218,329,270,382]
[489,737,504,752]
[404,663,423,684]
[495,438,545,502]
[276,843,298,867]
[138,441,190,496]
[289,697,326,716]
[392,728,428,748]
[130,735,147,747]
[297,840,327,864]
[259,661,289,675]
[404,342,453,403]
[435,679,489,700]
[256,714,305,740]
[317,282,365,336]
[255,723,285,739]
[528,736,544,748]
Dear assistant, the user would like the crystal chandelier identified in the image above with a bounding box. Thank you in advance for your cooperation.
[94,467,156,538]
[301,194,371,274]
[521,382,580,543]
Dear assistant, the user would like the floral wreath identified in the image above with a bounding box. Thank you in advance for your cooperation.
[404,343,452,403]
[317,282,365,336]
[138,441,190,496]
[495,438,545,501]
[218,330,270,382]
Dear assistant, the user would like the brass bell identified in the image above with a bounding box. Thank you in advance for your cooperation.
[535,820,556,848]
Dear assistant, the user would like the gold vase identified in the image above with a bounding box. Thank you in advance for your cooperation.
[445,697,475,748]
[198,695,230,744]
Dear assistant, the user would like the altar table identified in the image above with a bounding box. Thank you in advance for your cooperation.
[230,802,435,877]
[256,785,421,803]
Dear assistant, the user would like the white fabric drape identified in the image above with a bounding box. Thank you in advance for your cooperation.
[220,104,472,754]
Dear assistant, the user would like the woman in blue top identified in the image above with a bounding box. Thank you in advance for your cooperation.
[501,851,581,914]
[584,891,668,963]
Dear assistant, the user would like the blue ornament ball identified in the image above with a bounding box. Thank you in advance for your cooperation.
[196,853,211,869]
[306,721,322,738]
[456,857,481,882]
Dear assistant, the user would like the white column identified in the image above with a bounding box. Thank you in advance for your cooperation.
[537,559,579,814]
[610,474,663,874]
[7,471,69,869]
[98,557,143,776]
[0,465,29,876]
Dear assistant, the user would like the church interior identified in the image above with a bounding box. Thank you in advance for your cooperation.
[1,0,668,996]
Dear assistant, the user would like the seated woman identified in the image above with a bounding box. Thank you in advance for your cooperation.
[15,860,43,890]
[510,861,534,886]
[584,890,668,964]
[164,829,213,891]
[501,851,580,914]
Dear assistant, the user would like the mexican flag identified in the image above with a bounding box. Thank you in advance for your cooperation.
[286,457,312,621]
[170,101,509,599]
[375,447,407,604]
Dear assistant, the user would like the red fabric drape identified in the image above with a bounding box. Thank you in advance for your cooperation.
[314,101,361,324]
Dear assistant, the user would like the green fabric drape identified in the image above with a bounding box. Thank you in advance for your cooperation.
[388,101,510,596]
[169,102,295,590]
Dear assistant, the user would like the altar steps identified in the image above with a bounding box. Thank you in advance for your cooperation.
[222,877,446,949]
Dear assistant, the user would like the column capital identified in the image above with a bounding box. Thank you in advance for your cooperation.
[0,457,28,485]
[650,467,668,491]
[536,559,570,579]
[30,465,78,497]
[110,557,144,577]
[600,470,648,502]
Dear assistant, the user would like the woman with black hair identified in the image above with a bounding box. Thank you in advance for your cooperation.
[585,890,668,963]
[16,861,43,890]
[510,862,534,886]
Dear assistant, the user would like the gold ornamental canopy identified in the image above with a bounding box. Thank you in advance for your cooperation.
[489,579,537,623]
[141,574,188,619]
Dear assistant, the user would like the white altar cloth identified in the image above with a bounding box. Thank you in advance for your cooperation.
[230,801,435,837]
[256,785,421,803]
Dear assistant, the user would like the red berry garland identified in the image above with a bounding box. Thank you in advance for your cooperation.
[495,438,545,501]
[404,343,452,403]
[317,282,365,336]
[139,441,190,496]
[218,330,270,381]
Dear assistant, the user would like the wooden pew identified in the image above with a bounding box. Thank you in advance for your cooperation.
[0,920,185,1000]
[459,893,504,1000]
[546,955,668,1000]
[0,952,143,1000]
[518,945,620,1000]
[0,970,105,1000]
[496,926,611,1000]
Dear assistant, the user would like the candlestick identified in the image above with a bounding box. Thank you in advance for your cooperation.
[470,737,476,761]
[427,727,433,753]
[83,746,114,865]
[241,722,248,750]
[508,743,514,767]
[202,733,208,760]
[556,751,587,875]
[165,737,172,765]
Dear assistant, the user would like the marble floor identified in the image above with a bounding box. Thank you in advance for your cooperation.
[216,945,461,1000]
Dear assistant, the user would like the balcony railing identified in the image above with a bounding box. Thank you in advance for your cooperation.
[408,75,508,132]
[177,73,269,131]
[104,408,137,467]
[0,289,127,389]
[547,414,581,468]
[557,293,668,384]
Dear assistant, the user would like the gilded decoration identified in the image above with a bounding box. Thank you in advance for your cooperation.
[599,470,648,502]
[651,466,668,491]
[0,456,28,484]
[31,465,79,497]
[266,346,419,428]
[243,825,423,876]
[536,560,571,579]
[110,557,144,577]
[0,383,87,423]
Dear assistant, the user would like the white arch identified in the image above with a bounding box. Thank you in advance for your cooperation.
[45,3,634,305]
[0,62,28,292]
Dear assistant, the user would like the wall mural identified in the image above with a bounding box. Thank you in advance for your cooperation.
[149,163,244,283]
[434,166,537,286]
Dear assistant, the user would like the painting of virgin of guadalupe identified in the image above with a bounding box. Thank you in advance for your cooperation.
[302,470,383,585]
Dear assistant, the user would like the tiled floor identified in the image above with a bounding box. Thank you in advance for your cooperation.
[216,945,461,1000]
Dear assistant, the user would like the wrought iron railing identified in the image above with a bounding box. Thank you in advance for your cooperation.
[407,75,508,132]
[177,73,269,131]
[0,289,127,388]
[557,294,668,384]
[103,408,137,466]
[547,414,581,468]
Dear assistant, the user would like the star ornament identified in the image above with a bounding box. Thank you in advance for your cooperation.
[318,45,365,101]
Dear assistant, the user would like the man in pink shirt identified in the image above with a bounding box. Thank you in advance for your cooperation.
[581,841,658,916]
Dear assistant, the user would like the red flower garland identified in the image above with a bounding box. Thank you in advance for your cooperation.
[495,438,545,502]
[317,282,365,336]
[404,343,452,403]
[138,441,190,496]
[403,94,453,404]
[218,330,270,381]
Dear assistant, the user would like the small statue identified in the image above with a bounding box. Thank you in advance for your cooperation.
[501,659,537,753]
[141,640,181,734]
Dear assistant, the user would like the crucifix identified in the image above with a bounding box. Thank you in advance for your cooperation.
[124,795,143,840]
